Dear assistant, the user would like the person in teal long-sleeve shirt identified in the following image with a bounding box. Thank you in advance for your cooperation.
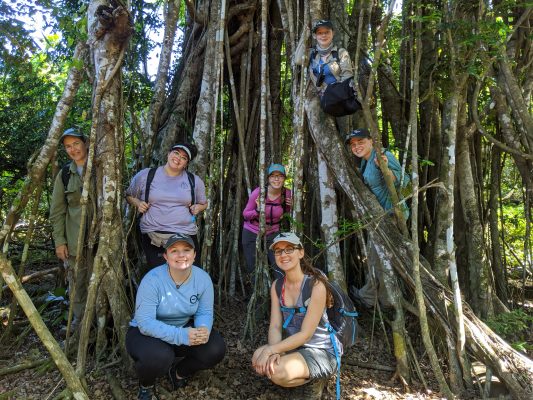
[345,128,409,309]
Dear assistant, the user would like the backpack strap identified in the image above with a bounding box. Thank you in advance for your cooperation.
[307,48,317,68]
[144,167,157,203]
[186,171,196,205]
[61,162,71,191]
[277,276,312,329]
[331,49,339,63]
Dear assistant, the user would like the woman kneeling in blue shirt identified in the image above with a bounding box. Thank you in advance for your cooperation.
[126,233,226,400]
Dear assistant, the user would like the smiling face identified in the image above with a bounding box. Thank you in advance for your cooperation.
[348,137,373,160]
[268,172,286,190]
[63,136,88,166]
[314,27,334,48]
[166,148,189,171]
[164,241,196,271]
[272,242,304,272]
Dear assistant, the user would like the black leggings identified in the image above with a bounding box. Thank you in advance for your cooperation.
[126,326,226,387]
[140,233,201,275]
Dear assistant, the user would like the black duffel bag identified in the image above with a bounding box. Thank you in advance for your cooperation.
[320,77,362,117]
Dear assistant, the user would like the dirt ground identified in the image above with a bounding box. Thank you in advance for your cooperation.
[0,285,453,400]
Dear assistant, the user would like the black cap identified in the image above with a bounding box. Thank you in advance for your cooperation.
[60,128,86,143]
[312,19,334,33]
[170,142,198,162]
[164,233,195,250]
[345,128,371,144]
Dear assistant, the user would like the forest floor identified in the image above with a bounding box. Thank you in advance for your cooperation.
[0,260,522,400]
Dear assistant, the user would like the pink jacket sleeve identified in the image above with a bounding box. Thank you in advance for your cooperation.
[243,187,260,221]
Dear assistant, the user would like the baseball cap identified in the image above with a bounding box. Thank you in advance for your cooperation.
[269,232,303,250]
[267,163,286,176]
[312,20,334,33]
[60,128,86,143]
[170,142,198,161]
[164,233,196,250]
[345,128,371,144]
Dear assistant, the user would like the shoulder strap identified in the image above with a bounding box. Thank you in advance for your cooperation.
[308,48,317,68]
[187,171,196,205]
[145,167,157,203]
[331,49,339,63]
[301,275,314,306]
[275,278,283,299]
[61,162,71,191]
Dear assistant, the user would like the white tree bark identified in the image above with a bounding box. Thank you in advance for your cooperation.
[317,151,345,288]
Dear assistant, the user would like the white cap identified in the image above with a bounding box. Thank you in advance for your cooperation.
[269,232,303,250]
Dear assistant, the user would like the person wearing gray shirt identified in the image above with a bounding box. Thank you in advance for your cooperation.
[126,143,207,274]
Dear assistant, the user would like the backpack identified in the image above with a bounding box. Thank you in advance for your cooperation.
[275,273,358,400]
[320,78,362,117]
[143,167,196,220]
[264,187,290,230]
[61,162,71,191]
[310,48,362,117]
[251,187,290,230]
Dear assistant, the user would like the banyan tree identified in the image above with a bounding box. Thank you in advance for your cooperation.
[1,0,532,398]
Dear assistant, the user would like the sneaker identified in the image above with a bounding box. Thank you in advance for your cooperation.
[137,385,159,400]
[168,364,188,390]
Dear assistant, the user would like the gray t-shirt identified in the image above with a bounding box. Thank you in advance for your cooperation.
[126,166,207,235]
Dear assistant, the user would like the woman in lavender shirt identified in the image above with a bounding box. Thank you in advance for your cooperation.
[126,143,207,273]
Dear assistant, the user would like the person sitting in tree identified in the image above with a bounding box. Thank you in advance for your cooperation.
[126,233,226,400]
[252,232,340,399]
[242,163,292,280]
[308,19,354,95]
[126,142,207,275]
[345,127,409,308]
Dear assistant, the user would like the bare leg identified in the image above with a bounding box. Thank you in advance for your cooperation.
[270,352,310,388]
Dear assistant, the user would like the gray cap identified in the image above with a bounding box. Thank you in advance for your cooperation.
[164,233,195,250]
[60,128,86,143]
[269,232,303,250]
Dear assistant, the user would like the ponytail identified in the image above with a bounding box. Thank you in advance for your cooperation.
[300,256,334,308]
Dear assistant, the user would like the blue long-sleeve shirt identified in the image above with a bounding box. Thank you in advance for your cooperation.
[130,264,214,346]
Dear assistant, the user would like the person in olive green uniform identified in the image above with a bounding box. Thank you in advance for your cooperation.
[49,128,90,325]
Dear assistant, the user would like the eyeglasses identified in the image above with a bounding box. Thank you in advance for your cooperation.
[273,247,301,256]
[171,151,189,162]
[269,174,285,180]
[64,141,84,151]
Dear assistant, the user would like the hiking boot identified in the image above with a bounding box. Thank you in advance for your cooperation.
[299,378,326,399]
[168,364,188,390]
[137,385,159,400]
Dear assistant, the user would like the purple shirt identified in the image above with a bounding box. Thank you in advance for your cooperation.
[242,187,292,235]
[126,167,206,235]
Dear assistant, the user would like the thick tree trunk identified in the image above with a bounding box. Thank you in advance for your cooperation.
[456,126,493,319]
[488,144,508,305]
[305,89,410,383]
[76,0,133,375]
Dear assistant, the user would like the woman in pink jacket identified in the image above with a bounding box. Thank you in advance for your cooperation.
[242,164,292,280]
